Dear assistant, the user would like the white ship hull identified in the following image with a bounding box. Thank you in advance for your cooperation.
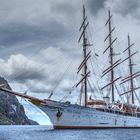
[38,100,140,128]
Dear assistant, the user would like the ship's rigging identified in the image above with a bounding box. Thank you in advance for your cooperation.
[2,6,139,107]
[1,5,140,128]
[120,35,140,104]
[76,5,92,107]
[0,5,140,108]
[101,9,121,103]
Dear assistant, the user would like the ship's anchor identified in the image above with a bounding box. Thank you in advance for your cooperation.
[56,108,62,118]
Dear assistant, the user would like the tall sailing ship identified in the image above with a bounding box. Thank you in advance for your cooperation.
[1,5,140,128]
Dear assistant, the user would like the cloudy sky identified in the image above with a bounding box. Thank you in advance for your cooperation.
[0,0,140,104]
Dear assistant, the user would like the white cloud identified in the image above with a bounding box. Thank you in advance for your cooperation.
[0,46,81,98]
[0,54,45,81]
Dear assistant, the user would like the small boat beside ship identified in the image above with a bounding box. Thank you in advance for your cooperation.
[1,5,140,128]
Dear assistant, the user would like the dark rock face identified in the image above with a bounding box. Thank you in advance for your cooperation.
[0,77,38,125]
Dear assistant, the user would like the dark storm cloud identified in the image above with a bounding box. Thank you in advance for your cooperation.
[112,0,140,18]
[10,69,45,82]
[87,0,106,15]
[0,0,79,58]
[0,20,69,47]
[50,1,77,17]
[0,0,140,97]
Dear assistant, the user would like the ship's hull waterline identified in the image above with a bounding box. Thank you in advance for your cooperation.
[38,100,140,129]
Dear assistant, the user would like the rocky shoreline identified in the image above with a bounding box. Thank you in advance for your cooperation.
[0,77,38,125]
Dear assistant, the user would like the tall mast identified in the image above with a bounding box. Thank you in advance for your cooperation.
[120,35,140,104]
[128,35,134,104]
[76,5,91,107]
[101,9,120,103]
[83,5,88,107]
[108,10,115,102]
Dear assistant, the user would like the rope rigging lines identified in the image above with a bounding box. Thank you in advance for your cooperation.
[1,5,140,107]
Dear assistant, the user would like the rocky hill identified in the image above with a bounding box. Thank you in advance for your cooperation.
[0,77,38,125]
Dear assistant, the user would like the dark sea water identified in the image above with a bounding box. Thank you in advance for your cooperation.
[0,125,140,140]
